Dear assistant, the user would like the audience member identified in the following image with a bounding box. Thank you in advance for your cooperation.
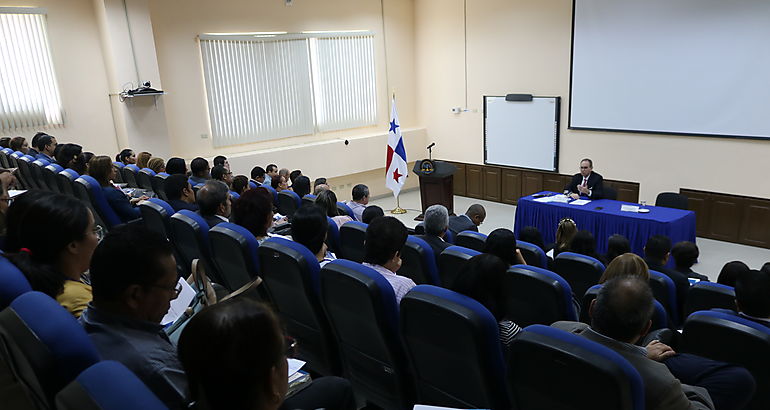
[231,188,274,243]
[196,180,231,228]
[448,204,486,235]
[211,165,233,188]
[671,241,708,281]
[82,152,94,170]
[483,228,527,266]
[251,166,266,185]
[265,164,278,185]
[289,169,302,184]
[452,254,522,348]
[416,204,451,262]
[10,136,28,154]
[605,234,631,263]
[361,205,384,224]
[166,157,187,175]
[313,177,327,188]
[53,143,63,162]
[116,148,136,165]
[270,174,288,192]
[147,157,165,174]
[90,156,146,222]
[314,182,330,195]
[292,205,336,267]
[316,189,352,228]
[28,133,43,157]
[554,277,755,410]
[164,174,198,212]
[57,143,86,174]
[231,175,250,196]
[552,217,577,258]
[599,253,650,283]
[278,168,289,182]
[0,136,10,148]
[213,155,229,171]
[346,184,369,221]
[136,151,152,169]
[178,298,355,410]
[735,269,770,326]
[33,133,57,162]
[5,192,98,317]
[363,216,415,303]
[0,179,9,236]
[518,226,547,251]
[569,230,607,265]
[292,175,311,198]
[762,262,770,275]
[189,157,210,185]
[80,224,187,408]
[717,261,749,287]
[644,235,689,323]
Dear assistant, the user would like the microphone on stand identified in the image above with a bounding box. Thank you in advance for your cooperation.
[427,142,435,160]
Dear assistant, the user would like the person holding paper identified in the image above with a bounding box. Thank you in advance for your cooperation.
[564,158,604,200]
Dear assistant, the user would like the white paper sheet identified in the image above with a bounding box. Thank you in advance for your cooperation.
[620,205,639,212]
[570,199,591,206]
[288,358,306,377]
[8,189,26,198]
[161,278,196,326]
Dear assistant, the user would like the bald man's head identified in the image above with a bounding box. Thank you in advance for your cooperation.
[465,204,486,226]
[590,277,654,343]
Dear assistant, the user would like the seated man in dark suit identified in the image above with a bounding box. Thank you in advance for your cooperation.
[188,157,210,186]
[196,180,231,228]
[564,158,604,199]
[164,174,198,212]
[554,277,754,410]
[735,268,770,327]
[416,204,451,262]
[644,235,689,324]
[448,204,485,235]
[250,166,265,186]
[33,133,57,163]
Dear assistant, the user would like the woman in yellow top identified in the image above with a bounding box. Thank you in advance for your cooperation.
[4,191,99,317]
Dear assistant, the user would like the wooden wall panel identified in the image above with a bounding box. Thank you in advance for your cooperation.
[522,172,543,196]
[542,174,564,193]
[483,167,501,202]
[682,190,711,237]
[465,165,483,199]
[452,162,466,196]
[502,169,522,205]
[708,197,744,242]
[739,199,770,248]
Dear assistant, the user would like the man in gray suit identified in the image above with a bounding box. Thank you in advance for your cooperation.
[416,204,452,262]
[448,204,485,235]
[554,278,728,410]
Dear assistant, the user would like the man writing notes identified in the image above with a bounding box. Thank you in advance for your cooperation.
[565,158,604,199]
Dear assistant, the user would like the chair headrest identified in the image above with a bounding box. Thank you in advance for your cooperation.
[71,361,166,409]
[340,220,367,232]
[45,163,64,173]
[211,222,260,272]
[146,198,175,216]
[60,168,79,179]
[556,252,606,271]
[76,175,122,227]
[687,310,770,335]
[112,161,125,169]
[442,245,481,258]
[510,264,578,320]
[0,256,32,309]
[279,189,301,207]
[139,168,156,176]
[174,209,210,244]
[405,236,440,284]
[262,237,321,294]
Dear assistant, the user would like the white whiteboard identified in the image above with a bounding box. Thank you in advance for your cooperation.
[484,96,559,172]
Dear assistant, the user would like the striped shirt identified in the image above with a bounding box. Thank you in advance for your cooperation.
[363,263,416,304]
[498,320,522,347]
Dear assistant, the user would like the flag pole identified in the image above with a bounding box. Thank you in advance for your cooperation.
[390,90,406,214]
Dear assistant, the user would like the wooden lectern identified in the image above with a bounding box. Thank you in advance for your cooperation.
[412,160,457,221]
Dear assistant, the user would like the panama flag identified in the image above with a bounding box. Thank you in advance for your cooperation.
[385,97,407,198]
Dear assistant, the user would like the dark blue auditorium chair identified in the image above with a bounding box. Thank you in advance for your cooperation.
[325,216,342,255]
[76,175,123,228]
[260,183,278,205]
[0,292,100,408]
[111,162,125,184]
[151,172,169,201]
[339,221,368,263]
[277,190,302,219]
[16,155,38,190]
[552,252,606,299]
[0,148,10,168]
[504,265,578,327]
[55,361,166,410]
[121,164,140,188]
[248,180,258,189]
[257,237,341,376]
[0,256,32,309]
[138,198,175,239]
[209,222,261,293]
[320,260,414,409]
[30,160,51,190]
[43,163,64,194]
[684,282,736,318]
[8,151,23,168]
[135,168,155,191]
[649,270,680,326]
[683,310,770,409]
[336,201,355,220]
[400,285,511,409]
[302,194,316,207]
[398,236,441,285]
[70,175,108,230]
[169,210,219,281]
[516,240,548,268]
[57,168,79,196]
[509,325,644,410]
[455,231,487,252]
[437,245,481,289]
[581,284,669,331]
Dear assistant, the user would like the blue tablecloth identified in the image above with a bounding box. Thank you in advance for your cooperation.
[513,192,696,258]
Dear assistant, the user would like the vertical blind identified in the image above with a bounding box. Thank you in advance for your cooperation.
[0,10,63,130]
[200,33,376,147]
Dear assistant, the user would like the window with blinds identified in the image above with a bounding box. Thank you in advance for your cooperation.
[0,9,64,130]
[199,32,377,147]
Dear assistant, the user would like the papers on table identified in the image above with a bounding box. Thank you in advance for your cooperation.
[533,194,571,203]
[620,205,640,212]
[161,277,196,326]
[288,358,305,377]
[570,199,591,206]
[8,189,26,198]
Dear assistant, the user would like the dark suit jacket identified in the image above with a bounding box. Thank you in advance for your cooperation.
[448,214,477,235]
[564,172,604,199]
[645,257,690,324]
[168,199,199,213]
[201,214,227,229]
[416,234,452,263]
[103,186,140,223]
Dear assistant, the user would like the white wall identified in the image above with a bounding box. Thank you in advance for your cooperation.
[415,0,770,201]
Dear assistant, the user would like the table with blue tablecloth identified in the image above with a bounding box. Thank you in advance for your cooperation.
[513,192,696,258]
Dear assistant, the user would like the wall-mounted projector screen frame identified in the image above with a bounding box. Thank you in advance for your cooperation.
[568,0,770,141]
[483,95,560,172]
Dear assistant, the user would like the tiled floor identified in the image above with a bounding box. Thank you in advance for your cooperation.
[371,189,770,282]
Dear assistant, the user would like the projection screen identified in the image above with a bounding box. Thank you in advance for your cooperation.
[569,0,770,139]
